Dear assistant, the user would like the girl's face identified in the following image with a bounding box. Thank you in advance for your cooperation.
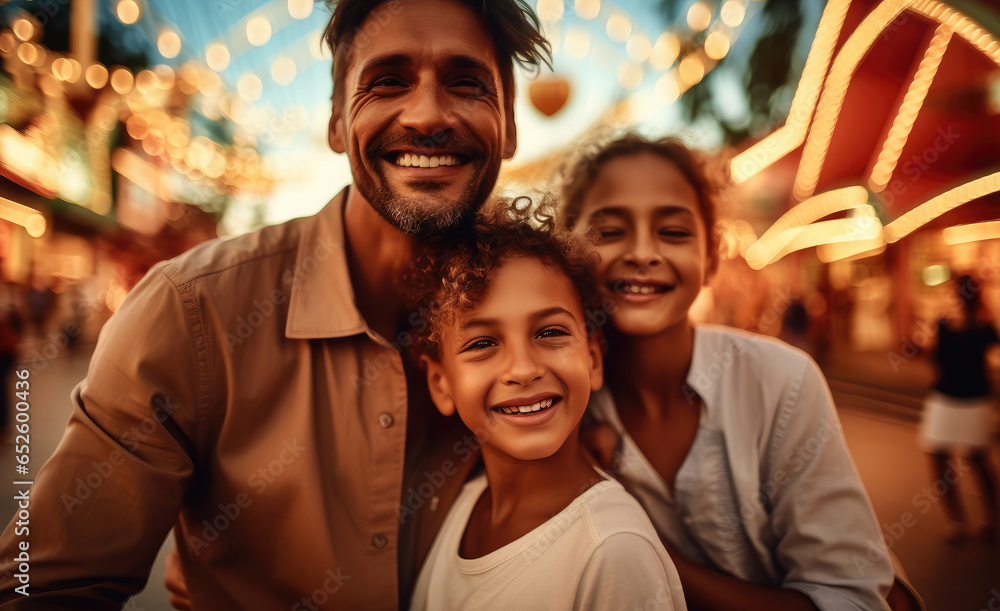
[576,152,709,338]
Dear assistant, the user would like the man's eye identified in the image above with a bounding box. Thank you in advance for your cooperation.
[372,76,407,89]
[452,78,490,96]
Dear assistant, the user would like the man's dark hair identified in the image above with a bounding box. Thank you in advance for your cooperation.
[323,0,552,104]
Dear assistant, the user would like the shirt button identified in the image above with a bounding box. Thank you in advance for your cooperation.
[378,413,394,428]
[372,534,388,549]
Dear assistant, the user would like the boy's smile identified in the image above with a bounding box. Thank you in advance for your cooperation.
[424,255,602,462]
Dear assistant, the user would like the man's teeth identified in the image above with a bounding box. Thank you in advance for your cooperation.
[497,398,554,415]
[395,154,460,168]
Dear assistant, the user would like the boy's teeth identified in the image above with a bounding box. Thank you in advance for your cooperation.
[499,398,554,415]
[395,154,459,168]
[624,284,658,294]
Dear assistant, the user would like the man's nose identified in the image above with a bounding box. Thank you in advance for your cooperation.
[398,81,460,140]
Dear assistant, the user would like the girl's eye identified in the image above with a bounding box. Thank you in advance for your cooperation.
[462,338,497,352]
[659,227,693,239]
[597,227,625,240]
[537,327,570,339]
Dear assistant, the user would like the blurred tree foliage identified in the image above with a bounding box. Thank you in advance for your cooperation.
[659,0,805,144]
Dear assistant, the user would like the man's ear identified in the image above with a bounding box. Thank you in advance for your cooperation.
[501,93,517,159]
[587,332,604,392]
[328,105,346,154]
[421,355,456,417]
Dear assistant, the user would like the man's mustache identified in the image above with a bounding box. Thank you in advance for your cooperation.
[368,128,487,158]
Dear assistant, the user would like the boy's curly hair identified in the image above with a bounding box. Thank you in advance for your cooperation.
[406,196,601,358]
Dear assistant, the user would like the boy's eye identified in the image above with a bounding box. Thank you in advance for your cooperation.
[659,227,693,239]
[596,227,625,240]
[461,338,497,353]
[537,327,570,339]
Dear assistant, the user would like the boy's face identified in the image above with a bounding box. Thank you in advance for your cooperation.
[424,255,603,462]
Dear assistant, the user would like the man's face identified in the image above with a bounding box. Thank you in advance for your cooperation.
[329,0,517,235]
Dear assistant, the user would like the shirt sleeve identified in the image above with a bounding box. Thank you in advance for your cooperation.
[0,265,204,608]
[764,355,893,611]
[574,533,686,611]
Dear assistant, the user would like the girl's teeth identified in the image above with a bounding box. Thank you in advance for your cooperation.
[499,398,554,415]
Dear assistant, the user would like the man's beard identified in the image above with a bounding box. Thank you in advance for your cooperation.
[353,129,501,236]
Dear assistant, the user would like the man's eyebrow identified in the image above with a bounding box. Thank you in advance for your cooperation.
[358,54,411,76]
[447,56,496,75]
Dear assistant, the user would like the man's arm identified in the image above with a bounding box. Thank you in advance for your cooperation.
[0,266,203,608]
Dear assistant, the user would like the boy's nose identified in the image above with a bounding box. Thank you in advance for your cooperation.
[623,233,664,269]
[503,345,545,386]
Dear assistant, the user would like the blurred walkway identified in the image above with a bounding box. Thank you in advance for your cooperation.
[1,346,998,610]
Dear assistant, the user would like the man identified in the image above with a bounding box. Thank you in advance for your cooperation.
[0,0,550,608]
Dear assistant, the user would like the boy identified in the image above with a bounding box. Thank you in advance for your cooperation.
[407,198,686,610]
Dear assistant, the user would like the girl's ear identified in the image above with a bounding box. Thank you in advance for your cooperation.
[587,332,604,393]
[421,355,456,417]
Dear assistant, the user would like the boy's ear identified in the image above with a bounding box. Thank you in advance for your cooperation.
[587,333,604,392]
[421,355,456,417]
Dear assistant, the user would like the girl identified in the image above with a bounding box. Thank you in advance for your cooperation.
[560,134,900,611]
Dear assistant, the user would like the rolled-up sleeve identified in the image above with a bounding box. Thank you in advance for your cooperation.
[0,265,203,608]
[766,356,893,611]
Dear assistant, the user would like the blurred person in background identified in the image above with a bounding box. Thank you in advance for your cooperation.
[919,274,1000,543]
[0,0,552,608]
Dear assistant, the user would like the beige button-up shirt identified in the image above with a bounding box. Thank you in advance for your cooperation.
[0,188,477,609]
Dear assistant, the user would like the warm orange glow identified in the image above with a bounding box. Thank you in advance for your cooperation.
[110,67,134,94]
[288,0,314,20]
[12,19,34,42]
[687,2,713,33]
[158,30,181,59]
[246,17,272,47]
[271,57,297,86]
[116,0,141,25]
[793,0,912,201]
[943,220,1000,245]
[606,13,632,43]
[650,32,680,70]
[730,0,850,183]
[705,31,731,60]
[0,197,47,238]
[86,64,109,89]
[884,171,1000,242]
[575,0,600,20]
[206,43,231,72]
[869,23,952,192]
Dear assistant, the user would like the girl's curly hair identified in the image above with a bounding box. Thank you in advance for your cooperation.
[405,195,602,358]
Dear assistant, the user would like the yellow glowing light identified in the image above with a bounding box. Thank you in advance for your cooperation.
[66,58,82,83]
[943,220,1000,245]
[607,13,632,44]
[0,197,46,237]
[199,70,223,97]
[566,29,591,59]
[618,62,644,90]
[729,0,850,184]
[655,71,680,103]
[750,206,883,268]
[705,31,731,60]
[238,73,263,102]
[650,32,680,70]
[86,64,109,89]
[869,23,952,192]
[575,0,601,20]
[158,30,181,59]
[247,17,272,47]
[116,0,141,25]
[912,0,1000,67]
[52,57,74,82]
[154,65,176,90]
[0,32,16,54]
[135,70,159,94]
[720,0,747,28]
[126,115,150,140]
[678,54,705,86]
[626,34,652,62]
[817,236,887,263]
[310,30,331,60]
[288,0,313,20]
[793,0,912,201]
[536,0,564,22]
[12,19,34,42]
[271,57,297,86]
[206,43,231,72]
[17,43,38,66]
[743,186,869,268]
[110,67,134,94]
[885,171,1000,242]
[687,2,713,33]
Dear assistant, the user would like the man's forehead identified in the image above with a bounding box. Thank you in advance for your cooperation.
[346,0,501,75]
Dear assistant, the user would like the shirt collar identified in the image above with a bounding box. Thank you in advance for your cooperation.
[684,325,715,411]
[285,186,368,339]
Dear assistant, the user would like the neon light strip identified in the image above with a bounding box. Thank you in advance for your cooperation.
[884,170,1000,242]
[911,0,1000,67]
[943,219,1000,245]
[0,196,47,238]
[730,0,851,183]
[792,0,914,201]
[869,24,952,192]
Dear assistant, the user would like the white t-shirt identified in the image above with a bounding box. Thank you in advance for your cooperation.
[410,471,686,611]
